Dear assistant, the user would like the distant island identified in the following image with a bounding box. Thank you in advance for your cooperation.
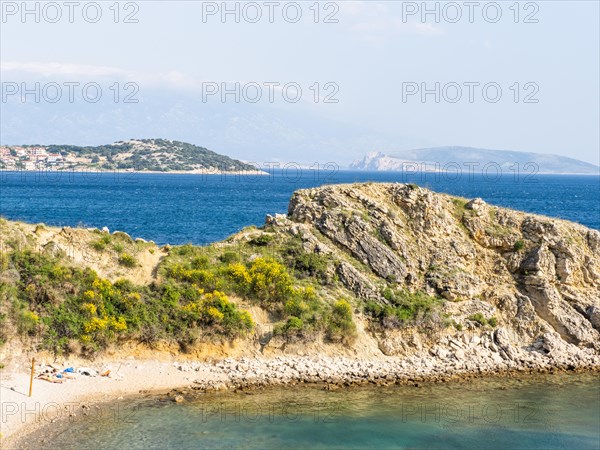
[0,138,262,173]
[350,146,600,174]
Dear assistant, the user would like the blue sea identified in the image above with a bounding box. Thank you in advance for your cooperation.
[0,169,598,245]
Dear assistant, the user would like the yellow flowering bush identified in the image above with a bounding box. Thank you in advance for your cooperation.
[238,310,255,329]
[23,310,39,322]
[109,316,128,331]
[228,263,252,284]
[81,302,97,315]
[125,292,141,307]
[17,310,39,335]
[84,316,127,333]
[205,307,224,323]
[167,265,216,286]
[84,317,108,333]
[92,278,113,298]
[228,258,293,304]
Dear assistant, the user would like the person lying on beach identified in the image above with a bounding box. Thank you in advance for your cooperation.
[37,374,64,383]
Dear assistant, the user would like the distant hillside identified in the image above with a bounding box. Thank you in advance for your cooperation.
[350,147,599,174]
[0,139,259,173]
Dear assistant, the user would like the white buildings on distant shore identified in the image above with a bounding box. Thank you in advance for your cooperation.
[0,146,65,170]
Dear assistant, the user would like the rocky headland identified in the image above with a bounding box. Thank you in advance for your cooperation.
[1,182,600,440]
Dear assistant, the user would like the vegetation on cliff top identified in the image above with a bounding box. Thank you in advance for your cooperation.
[0,222,364,355]
[0,211,446,356]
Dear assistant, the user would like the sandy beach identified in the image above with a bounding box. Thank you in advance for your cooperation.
[0,357,213,448]
[3,342,599,448]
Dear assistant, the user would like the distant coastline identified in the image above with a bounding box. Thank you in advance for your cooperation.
[0,139,261,174]
[3,168,599,176]
[0,168,269,175]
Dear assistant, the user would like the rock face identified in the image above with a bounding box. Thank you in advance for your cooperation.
[284,183,600,362]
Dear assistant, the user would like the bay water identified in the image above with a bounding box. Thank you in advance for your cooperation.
[1,170,598,245]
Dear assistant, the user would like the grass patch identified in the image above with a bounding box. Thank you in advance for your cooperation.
[467,313,498,328]
[118,253,137,268]
[91,234,112,252]
[366,289,443,329]
[281,239,331,282]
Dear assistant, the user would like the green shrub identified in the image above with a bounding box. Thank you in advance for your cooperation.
[17,310,40,335]
[91,235,112,251]
[468,313,487,326]
[191,255,209,269]
[284,297,310,317]
[282,240,329,281]
[327,299,356,341]
[273,316,306,340]
[382,287,394,302]
[366,289,443,329]
[0,312,8,345]
[173,244,196,256]
[118,253,137,268]
[285,316,303,331]
[219,251,240,264]
[513,240,525,252]
[467,313,497,327]
[249,234,274,247]
[292,253,329,280]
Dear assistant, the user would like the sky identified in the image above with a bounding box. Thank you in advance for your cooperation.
[1,1,599,166]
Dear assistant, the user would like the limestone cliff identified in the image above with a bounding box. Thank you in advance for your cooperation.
[281,183,600,365]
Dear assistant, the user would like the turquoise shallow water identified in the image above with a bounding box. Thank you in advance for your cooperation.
[32,374,600,449]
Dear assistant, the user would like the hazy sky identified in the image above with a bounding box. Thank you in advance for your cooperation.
[1,1,599,165]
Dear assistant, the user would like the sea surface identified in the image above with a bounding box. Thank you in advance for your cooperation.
[0,170,598,245]
[26,374,600,449]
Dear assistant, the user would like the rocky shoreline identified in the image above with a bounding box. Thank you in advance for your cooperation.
[174,331,600,393]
